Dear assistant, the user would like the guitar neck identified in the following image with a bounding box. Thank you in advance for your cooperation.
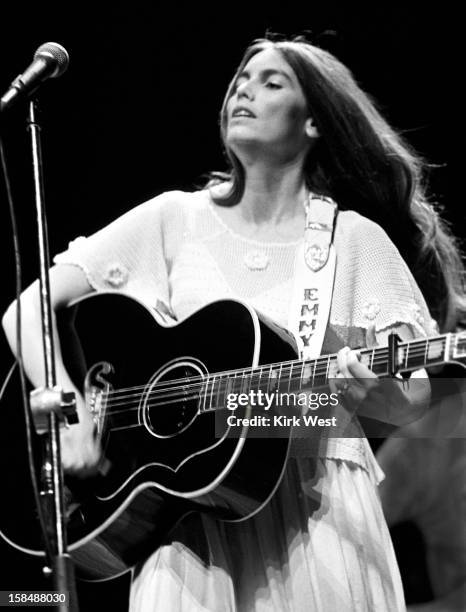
[355,333,454,376]
[100,328,465,420]
[200,332,465,412]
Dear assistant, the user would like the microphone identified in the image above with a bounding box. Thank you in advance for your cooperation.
[0,42,69,112]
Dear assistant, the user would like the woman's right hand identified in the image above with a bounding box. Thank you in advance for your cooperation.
[60,395,103,478]
[2,265,101,477]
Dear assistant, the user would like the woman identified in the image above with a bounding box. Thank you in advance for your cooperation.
[2,38,464,611]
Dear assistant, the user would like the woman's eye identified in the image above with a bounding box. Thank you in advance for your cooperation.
[265,81,282,89]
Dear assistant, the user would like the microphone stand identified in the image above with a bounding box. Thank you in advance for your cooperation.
[26,98,79,612]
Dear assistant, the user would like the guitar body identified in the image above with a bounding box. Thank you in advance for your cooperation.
[0,295,296,580]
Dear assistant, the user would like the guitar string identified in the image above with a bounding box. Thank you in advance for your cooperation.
[99,340,444,401]
[106,336,448,396]
[100,335,451,401]
[95,344,444,406]
[101,354,440,405]
[100,357,339,401]
[103,365,431,411]
[100,368,429,432]
[94,367,434,423]
[79,336,450,424]
[82,334,457,427]
[102,360,394,408]
[101,387,344,430]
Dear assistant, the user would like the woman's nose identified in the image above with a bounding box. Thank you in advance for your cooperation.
[236,80,254,100]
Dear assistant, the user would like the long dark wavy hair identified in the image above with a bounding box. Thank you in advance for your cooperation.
[209,38,465,332]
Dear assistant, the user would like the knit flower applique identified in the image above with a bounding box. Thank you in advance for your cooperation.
[408,302,425,326]
[104,262,129,288]
[243,249,270,271]
[361,298,381,321]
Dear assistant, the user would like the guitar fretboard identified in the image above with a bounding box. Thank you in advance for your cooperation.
[102,331,465,429]
[199,333,458,413]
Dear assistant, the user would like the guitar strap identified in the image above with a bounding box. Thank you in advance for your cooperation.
[287,194,338,361]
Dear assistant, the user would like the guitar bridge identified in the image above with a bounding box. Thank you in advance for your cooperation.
[84,361,113,436]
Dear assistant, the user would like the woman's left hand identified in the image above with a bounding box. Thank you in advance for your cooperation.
[331,327,430,427]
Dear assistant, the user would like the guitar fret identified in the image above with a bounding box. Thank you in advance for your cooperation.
[266,364,273,395]
[257,366,264,395]
[301,359,313,390]
[209,376,216,412]
[224,374,232,408]
[218,375,229,412]
[287,363,292,393]
[235,371,242,397]
[229,372,239,400]
[405,341,419,370]
[200,378,208,414]
[312,357,317,388]
[215,375,224,411]
[276,362,282,393]
[308,356,328,389]
[242,369,249,395]
[287,361,296,391]
[445,333,452,364]
[202,376,211,413]
[275,367,281,390]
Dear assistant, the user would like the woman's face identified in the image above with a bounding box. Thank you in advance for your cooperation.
[225,47,315,162]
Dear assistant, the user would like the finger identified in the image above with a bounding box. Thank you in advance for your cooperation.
[328,376,338,396]
[346,350,378,384]
[336,346,352,379]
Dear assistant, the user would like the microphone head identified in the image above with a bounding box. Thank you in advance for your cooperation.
[34,42,69,78]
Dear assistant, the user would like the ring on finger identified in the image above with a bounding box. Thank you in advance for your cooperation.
[337,380,350,396]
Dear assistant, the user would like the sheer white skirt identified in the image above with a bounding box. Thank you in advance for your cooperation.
[130,457,405,612]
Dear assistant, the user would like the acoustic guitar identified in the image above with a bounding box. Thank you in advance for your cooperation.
[0,293,464,580]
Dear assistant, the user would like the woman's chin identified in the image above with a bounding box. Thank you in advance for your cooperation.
[226,134,270,157]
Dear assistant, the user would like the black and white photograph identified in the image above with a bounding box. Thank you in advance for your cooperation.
[0,3,464,611]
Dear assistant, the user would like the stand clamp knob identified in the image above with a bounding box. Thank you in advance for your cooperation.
[30,386,78,435]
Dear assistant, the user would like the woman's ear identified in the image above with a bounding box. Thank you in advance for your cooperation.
[305,118,319,139]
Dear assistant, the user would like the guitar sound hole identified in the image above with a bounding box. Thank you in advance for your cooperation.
[143,364,202,438]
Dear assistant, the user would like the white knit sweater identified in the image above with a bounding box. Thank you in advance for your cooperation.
[55,189,435,470]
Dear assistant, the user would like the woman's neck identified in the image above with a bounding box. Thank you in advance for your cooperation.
[238,160,308,226]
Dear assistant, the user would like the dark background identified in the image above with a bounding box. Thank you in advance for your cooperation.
[0,2,462,610]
